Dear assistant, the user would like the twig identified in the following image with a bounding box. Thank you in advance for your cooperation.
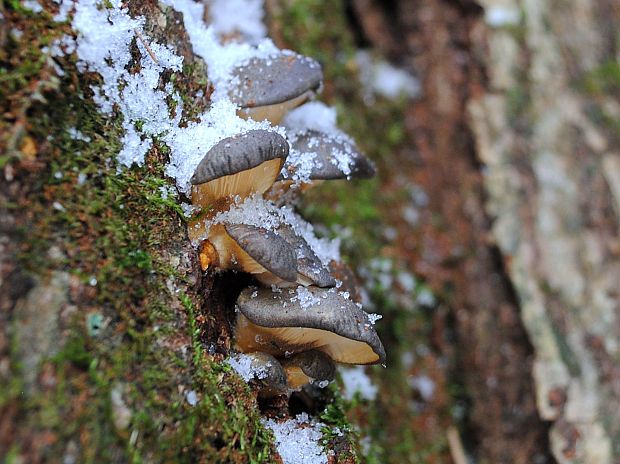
[447,426,467,464]
[133,29,159,65]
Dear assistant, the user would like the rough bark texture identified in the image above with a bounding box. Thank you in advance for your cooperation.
[350,1,554,462]
[469,1,620,462]
[2,0,619,463]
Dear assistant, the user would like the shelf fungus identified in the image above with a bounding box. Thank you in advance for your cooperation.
[199,223,297,282]
[235,286,386,366]
[190,129,289,208]
[267,129,376,204]
[275,222,336,288]
[280,129,376,183]
[281,350,336,390]
[189,130,289,242]
[240,352,289,399]
[229,53,323,124]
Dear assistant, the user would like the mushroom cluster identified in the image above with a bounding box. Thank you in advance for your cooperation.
[188,47,385,399]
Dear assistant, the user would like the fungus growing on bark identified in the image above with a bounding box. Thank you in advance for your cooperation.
[275,223,336,288]
[190,129,289,207]
[279,129,376,184]
[239,352,289,398]
[189,130,289,242]
[281,350,336,390]
[235,286,386,365]
[229,53,323,124]
[198,223,298,283]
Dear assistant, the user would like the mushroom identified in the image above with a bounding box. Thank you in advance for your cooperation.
[199,223,298,283]
[189,130,289,242]
[229,53,323,124]
[275,222,336,288]
[235,286,386,365]
[235,352,288,398]
[191,129,289,207]
[281,350,336,390]
[279,129,376,184]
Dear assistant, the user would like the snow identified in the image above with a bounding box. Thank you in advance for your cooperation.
[290,286,323,310]
[161,0,279,102]
[53,0,73,22]
[408,375,435,401]
[340,366,378,401]
[366,313,382,325]
[185,390,198,406]
[262,413,328,464]
[484,6,521,27]
[72,0,285,193]
[208,0,267,42]
[22,0,43,13]
[228,353,270,382]
[67,127,91,142]
[356,50,420,101]
[283,102,341,137]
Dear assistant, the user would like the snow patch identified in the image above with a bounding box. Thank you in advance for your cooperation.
[484,6,521,27]
[340,366,378,401]
[227,353,270,382]
[262,413,328,464]
[208,0,267,42]
[356,50,420,101]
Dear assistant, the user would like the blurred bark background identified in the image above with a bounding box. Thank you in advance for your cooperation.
[346,0,620,462]
[1,0,619,463]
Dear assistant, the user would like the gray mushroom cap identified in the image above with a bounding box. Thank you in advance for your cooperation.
[235,286,386,365]
[240,352,288,398]
[225,223,298,283]
[275,223,336,288]
[191,130,289,185]
[282,350,336,383]
[279,129,376,181]
[229,53,323,108]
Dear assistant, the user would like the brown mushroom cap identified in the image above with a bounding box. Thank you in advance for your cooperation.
[235,286,386,365]
[275,223,336,288]
[190,130,289,208]
[229,54,323,109]
[281,350,336,390]
[224,223,298,283]
[279,129,376,182]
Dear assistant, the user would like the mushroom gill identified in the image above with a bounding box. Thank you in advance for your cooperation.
[235,286,386,365]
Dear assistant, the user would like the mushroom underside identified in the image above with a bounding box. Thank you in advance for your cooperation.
[237,91,315,124]
[235,315,381,365]
[191,158,283,207]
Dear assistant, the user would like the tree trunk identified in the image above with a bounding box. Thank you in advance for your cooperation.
[2,0,619,463]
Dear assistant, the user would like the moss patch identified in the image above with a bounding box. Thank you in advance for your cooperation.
[0,3,275,463]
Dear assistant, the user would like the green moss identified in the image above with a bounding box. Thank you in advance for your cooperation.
[581,61,620,96]
[0,4,276,463]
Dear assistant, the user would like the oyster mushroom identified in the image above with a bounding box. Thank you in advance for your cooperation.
[229,53,323,124]
[189,130,289,241]
[190,129,289,205]
[199,223,298,283]
[234,352,288,398]
[281,350,336,390]
[235,286,386,365]
[279,129,376,184]
[275,222,336,288]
